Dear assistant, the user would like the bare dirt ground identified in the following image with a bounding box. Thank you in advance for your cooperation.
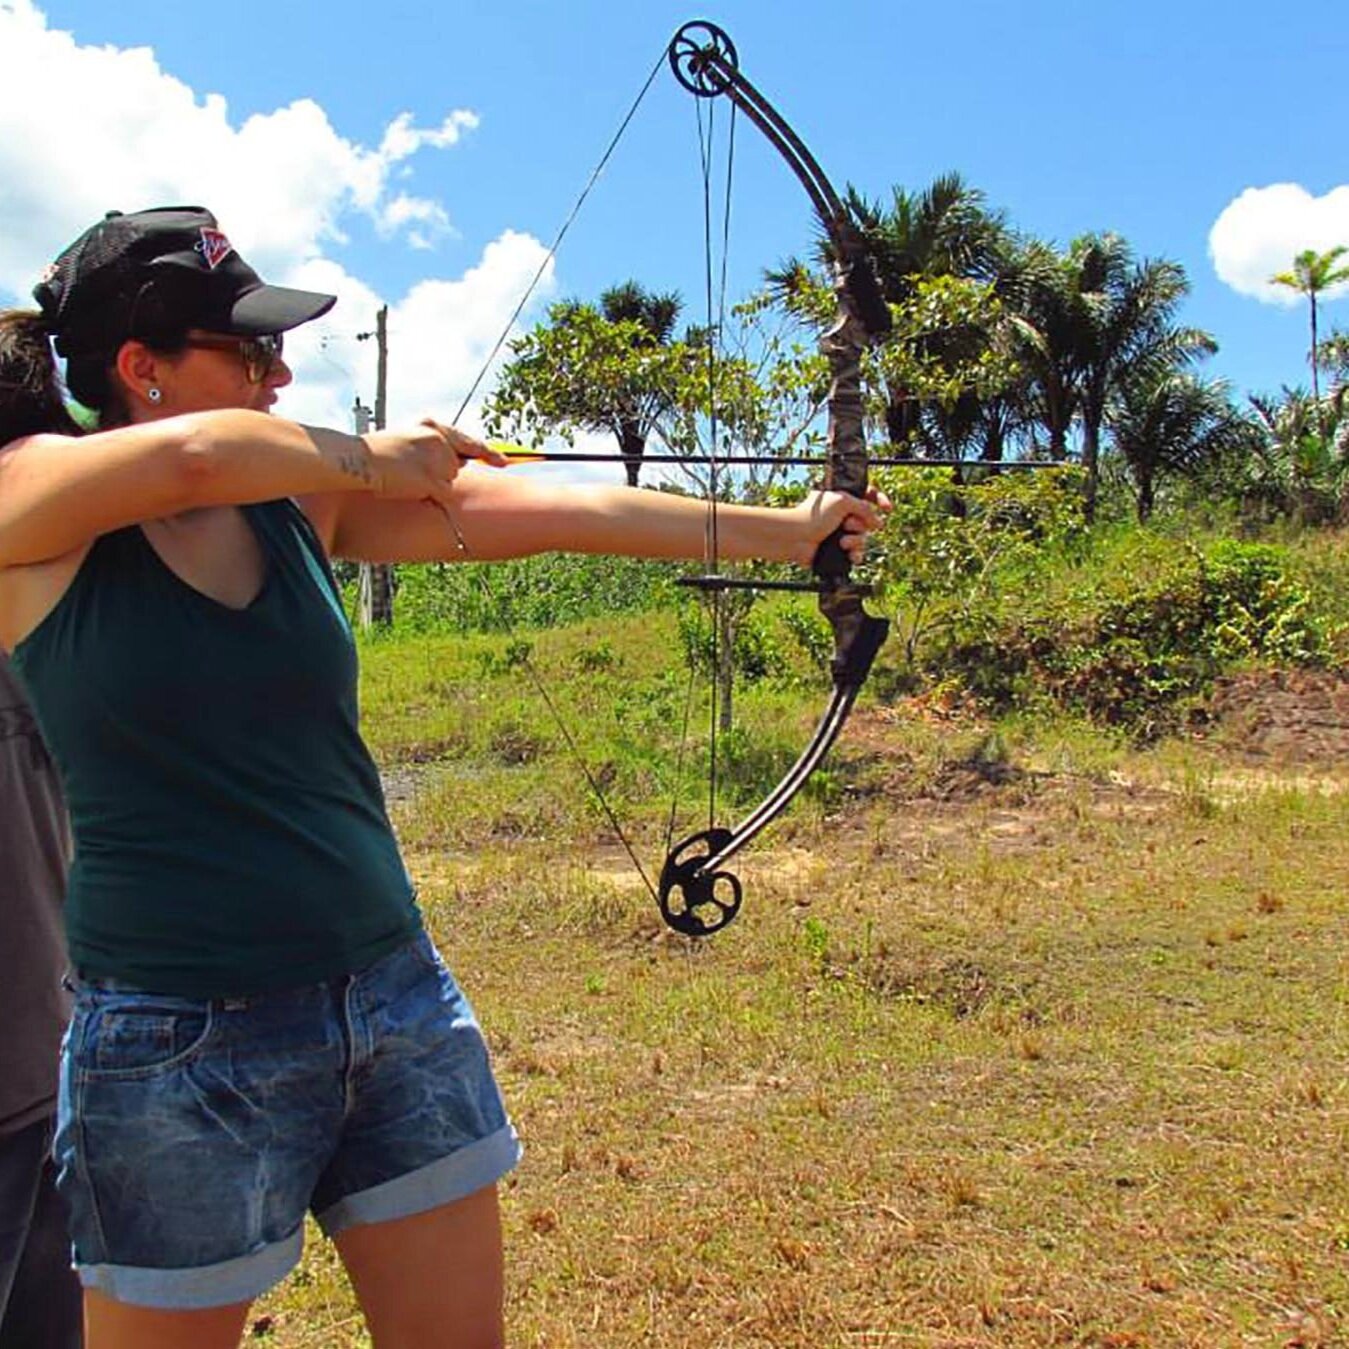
[1193,669,1349,767]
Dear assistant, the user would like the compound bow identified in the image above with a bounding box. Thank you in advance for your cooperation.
[654,20,893,937]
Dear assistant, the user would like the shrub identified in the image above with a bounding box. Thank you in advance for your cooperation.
[925,537,1338,739]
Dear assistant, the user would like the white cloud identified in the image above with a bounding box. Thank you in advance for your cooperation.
[0,0,556,436]
[379,110,480,162]
[1209,183,1349,306]
[353,231,555,433]
[375,195,453,250]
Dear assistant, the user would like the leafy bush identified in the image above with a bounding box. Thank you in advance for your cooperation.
[351,555,687,634]
[926,537,1339,739]
[870,465,1088,667]
[677,594,834,685]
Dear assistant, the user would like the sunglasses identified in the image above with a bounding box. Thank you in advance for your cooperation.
[181,333,285,383]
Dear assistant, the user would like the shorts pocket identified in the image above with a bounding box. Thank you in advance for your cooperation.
[406,930,444,975]
[76,997,216,1080]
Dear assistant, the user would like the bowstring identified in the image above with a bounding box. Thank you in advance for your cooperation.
[690,88,737,837]
[437,42,673,906]
[717,99,737,827]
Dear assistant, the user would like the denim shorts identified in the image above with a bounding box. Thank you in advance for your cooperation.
[54,931,521,1310]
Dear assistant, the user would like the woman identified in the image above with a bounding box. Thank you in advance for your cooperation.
[0,206,883,1349]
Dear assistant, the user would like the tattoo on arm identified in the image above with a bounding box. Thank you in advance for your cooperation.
[308,428,376,488]
[333,442,375,486]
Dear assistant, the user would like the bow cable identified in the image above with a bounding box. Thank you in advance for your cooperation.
[693,88,739,842]
[451,46,668,425]
[658,82,740,878]
[438,37,677,908]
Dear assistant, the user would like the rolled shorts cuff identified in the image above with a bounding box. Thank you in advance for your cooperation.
[316,1122,523,1236]
[76,1224,303,1311]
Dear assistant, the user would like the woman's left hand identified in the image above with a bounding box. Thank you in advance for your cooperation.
[789,486,890,567]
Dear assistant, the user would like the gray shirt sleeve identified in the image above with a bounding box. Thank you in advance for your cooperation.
[0,654,72,1135]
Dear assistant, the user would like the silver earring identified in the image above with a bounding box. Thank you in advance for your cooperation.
[147,387,162,404]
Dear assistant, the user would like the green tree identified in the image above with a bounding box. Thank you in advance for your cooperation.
[483,282,686,487]
[842,175,1011,453]
[1317,329,1349,384]
[997,238,1088,462]
[1003,234,1213,518]
[1243,386,1349,524]
[1109,372,1255,521]
[768,174,1014,455]
[597,282,685,485]
[1066,237,1212,520]
[1271,246,1349,429]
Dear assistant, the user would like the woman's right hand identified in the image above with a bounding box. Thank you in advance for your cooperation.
[364,421,510,504]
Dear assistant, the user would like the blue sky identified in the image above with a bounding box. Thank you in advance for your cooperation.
[3,0,1347,439]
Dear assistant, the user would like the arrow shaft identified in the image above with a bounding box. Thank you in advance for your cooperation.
[474,446,1066,470]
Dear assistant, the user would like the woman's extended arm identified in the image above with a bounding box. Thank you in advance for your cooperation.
[318,462,883,567]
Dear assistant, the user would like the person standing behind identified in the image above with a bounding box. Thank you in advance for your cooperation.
[0,650,82,1349]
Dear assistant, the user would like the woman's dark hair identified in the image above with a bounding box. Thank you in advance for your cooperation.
[63,330,188,428]
[0,309,83,443]
[0,309,190,441]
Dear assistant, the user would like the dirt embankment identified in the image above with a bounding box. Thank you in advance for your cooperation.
[1195,669,1349,767]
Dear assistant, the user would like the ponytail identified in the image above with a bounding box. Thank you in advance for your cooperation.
[0,310,82,444]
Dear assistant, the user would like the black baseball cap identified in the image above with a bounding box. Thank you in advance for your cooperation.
[34,206,337,359]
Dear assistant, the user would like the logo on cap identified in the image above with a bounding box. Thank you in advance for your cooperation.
[198,228,234,270]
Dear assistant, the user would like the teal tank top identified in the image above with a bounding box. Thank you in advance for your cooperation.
[11,499,421,997]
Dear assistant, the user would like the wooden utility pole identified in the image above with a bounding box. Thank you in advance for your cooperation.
[356,305,393,627]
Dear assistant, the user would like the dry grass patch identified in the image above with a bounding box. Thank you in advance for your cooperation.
[251,743,1349,1347]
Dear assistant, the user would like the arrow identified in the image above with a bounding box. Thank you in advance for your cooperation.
[472,442,1067,470]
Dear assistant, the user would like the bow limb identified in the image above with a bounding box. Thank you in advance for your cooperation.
[658,21,891,937]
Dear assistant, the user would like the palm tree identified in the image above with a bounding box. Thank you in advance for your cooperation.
[997,234,1214,518]
[842,176,1009,451]
[1110,372,1254,521]
[767,174,1010,452]
[1063,234,1214,518]
[597,282,684,486]
[1318,330,1349,386]
[1271,247,1349,415]
[843,174,1009,293]
[1245,385,1349,523]
[997,238,1086,461]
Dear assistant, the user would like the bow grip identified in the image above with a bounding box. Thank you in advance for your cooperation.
[811,526,851,581]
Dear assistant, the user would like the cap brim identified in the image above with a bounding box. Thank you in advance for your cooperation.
[228,283,337,336]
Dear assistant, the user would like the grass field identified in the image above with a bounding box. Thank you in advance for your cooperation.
[253,624,1349,1347]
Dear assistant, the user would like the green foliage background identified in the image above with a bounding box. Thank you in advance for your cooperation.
[349,472,1346,750]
